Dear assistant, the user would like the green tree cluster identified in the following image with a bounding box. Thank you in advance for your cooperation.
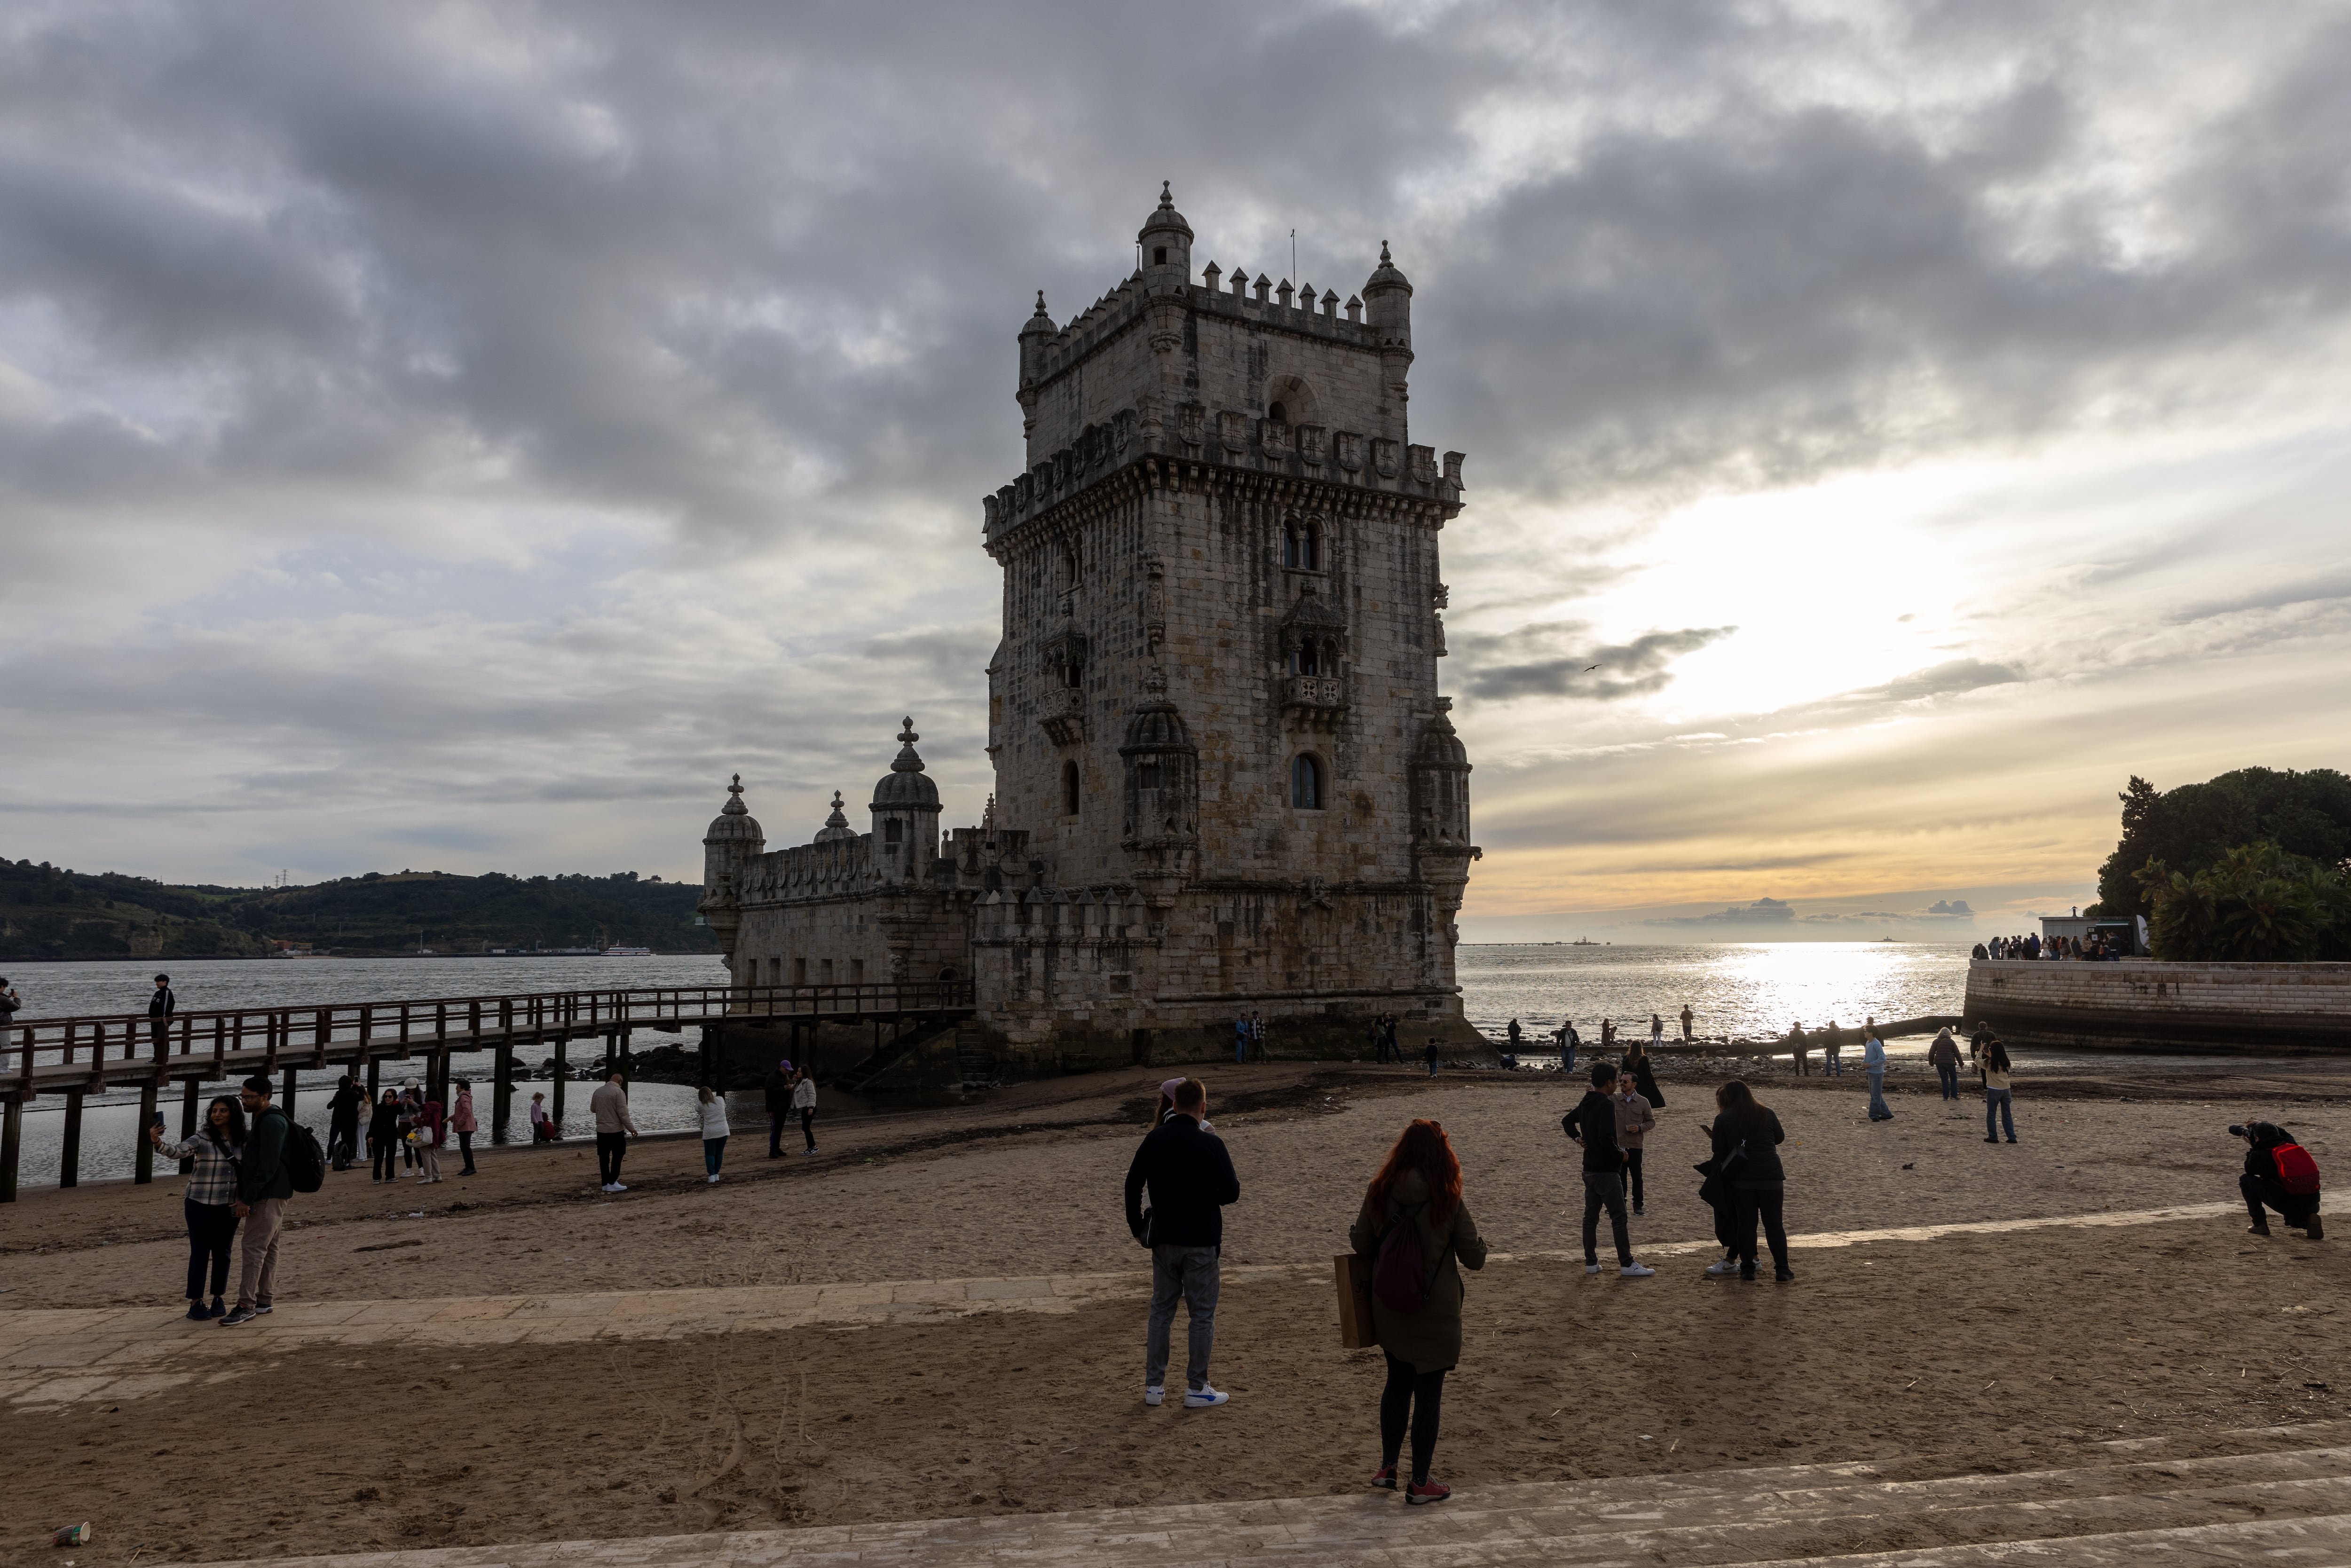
[2135,842,2351,962]
[2093,767,2351,919]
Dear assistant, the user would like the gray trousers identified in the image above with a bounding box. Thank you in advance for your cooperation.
[236,1196,285,1308]
[1145,1244,1220,1393]
[1582,1171,1632,1266]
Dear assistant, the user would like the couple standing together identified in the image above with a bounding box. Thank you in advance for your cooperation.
[1123,1076,1485,1505]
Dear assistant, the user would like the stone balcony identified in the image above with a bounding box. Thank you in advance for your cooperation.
[1038,686,1087,745]
[1280,674,1347,732]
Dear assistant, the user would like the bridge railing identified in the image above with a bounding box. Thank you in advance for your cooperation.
[3,980,978,1093]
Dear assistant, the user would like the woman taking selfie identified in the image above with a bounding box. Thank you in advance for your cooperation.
[1348,1119,1488,1506]
[150,1095,245,1320]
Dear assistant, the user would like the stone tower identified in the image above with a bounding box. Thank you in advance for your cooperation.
[974,184,1479,1053]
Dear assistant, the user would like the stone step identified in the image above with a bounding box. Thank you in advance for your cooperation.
[174,1434,2351,1568]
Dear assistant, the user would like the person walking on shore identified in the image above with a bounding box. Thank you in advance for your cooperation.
[1562,1063,1655,1280]
[221,1075,293,1326]
[368,1089,402,1182]
[1124,1077,1240,1410]
[1423,1037,1440,1077]
[1506,1018,1522,1056]
[697,1085,731,1183]
[1863,1028,1893,1121]
[1679,1003,1694,1042]
[1600,1018,1616,1052]
[1981,1040,2017,1144]
[792,1066,819,1154]
[1927,1028,1962,1101]
[148,973,176,1056]
[1556,1020,1578,1072]
[1648,1013,1664,1049]
[1349,1118,1487,1505]
[450,1079,479,1176]
[1625,1039,1666,1111]
[398,1081,422,1172]
[529,1091,556,1142]
[1612,1069,1657,1216]
[1235,1014,1250,1065]
[326,1073,363,1172]
[1787,1023,1811,1078]
[763,1058,792,1158]
[1822,1021,1844,1077]
[152,1095,244,1320]
[1711,1079,1792,1282]
[413,1088,445,1183]
[591,1070,639,1192]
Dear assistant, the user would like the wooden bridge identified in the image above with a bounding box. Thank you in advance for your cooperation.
[0,980,976,1200]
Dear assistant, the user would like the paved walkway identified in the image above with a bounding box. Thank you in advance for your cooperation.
[159,1425,2351,1567]
[0,1202,2235,1411]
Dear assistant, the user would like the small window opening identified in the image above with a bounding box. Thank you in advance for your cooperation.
[1291,754,1323,810]
[1063,656,1083,689]
[1283,521,1301,568]
[1269,400,1287,424]
[1060,546,1079,588]
[1062,760,1082,816]
[1290,641,1319,676]
[1137,760,1162,790]
[884,819,902,846]
[1153,246,1168,266]
[1302,525,1320,570]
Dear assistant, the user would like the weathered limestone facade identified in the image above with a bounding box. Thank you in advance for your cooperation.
[700,188,1480,1072]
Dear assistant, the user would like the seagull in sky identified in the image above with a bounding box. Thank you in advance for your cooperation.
[1584,664,1601,672]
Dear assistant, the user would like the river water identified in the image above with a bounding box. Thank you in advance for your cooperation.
[7,944,1973,1189]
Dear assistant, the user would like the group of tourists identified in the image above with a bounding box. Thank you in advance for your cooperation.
[147,1072,315,1326]
[1978,931,2126,961]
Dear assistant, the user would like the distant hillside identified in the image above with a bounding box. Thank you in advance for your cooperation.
[0,860,717,961]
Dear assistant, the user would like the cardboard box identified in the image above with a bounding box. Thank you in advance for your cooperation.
[1334,1252,1376,1349]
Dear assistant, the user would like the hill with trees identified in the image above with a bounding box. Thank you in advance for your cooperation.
[0,860,717,961]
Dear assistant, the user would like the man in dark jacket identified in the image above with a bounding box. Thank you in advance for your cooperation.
[763,1059,793,1158]
[327,1073,364,1170]
[147,972,175,1054]
[2240,1123,2323,1239]
[1563,1062,1654,1279]
[222,1074,293,1326]
[1124,1077,1240,1408]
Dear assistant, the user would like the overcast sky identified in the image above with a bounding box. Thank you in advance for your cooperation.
[4,0,2347,938]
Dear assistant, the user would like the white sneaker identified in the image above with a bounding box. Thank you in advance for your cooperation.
[706,1174,721,1184]
[1144,1386,1165,1407]
[1704,1258,1741,1276]
[600,1183,617,1193]
[610,1183,627,1193]
[1584,1262,1602,1275]
[1184,1385,1230,1407]
[1619,1262,1656,1278]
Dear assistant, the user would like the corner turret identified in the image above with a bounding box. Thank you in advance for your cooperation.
[698,774,765,969]
[870,717,943,886]
[1363,240,1414,441]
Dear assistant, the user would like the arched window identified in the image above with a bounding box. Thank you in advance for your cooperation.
[1153,246,1168,267]
[1291,754,1323,810]
[1282,520,1301,568]
[1268,400,1288,425]
[1289,640,1319,676]
[1062,760,1081,816]
[1320,638,1339,675]
[1302,523,1320,570]
[1060,546,1079,589]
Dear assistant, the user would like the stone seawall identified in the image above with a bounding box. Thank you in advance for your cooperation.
[1964,960,2351,1054]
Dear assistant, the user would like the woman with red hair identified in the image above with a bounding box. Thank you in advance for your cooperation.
[1348,1118,1488,1505]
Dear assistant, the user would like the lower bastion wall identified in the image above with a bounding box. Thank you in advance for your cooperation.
[1964,959,2351,1054]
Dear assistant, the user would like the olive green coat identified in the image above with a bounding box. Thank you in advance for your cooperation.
[1348,1168,1489,1374]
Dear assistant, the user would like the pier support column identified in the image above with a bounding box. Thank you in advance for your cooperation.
[282,1064,299,1117]
[60,1089,83,1188]
[0,1096,21,1203]
[135,1082,158,1184]
[493,1042,513,1143]
[180,1078,199,1175]
[552,1039,568,1133]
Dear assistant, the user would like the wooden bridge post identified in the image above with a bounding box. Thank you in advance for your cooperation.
[180,1078,199,1175]
[135,1082,158,1184]
[60,1088,83,1188]
[552,1039,568,1132]
[492,1041,513,1144]
[282,1064,299,1116]
[366,1056,382,1104]
[0,1095,21,1203]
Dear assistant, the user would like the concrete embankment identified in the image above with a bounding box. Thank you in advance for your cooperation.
[1965,959,2351,1054]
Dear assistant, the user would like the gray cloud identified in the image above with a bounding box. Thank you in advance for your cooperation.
[1461,624,1738,702]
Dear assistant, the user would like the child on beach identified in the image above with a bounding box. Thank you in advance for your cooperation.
[529,1092,556,1141]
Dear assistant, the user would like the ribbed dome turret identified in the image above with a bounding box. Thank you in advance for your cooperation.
[1120,696,1195,753]
[1138,180,1193,245]
[1019,290,1057,341]
[870,717,941,810]
[1364,239,1412,297]
[813,790,856,843]
[1414,705,1469,769]
[704,774,764,843]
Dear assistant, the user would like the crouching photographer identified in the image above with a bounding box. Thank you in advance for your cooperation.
[2233,1122,2322,1240]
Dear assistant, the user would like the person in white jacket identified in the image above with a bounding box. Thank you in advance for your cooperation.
[697,1085,732,1184]
[791,1070,819,1155]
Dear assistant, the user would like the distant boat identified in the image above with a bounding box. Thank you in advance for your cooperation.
[603,946,654,957]
[1570,937,1600,946]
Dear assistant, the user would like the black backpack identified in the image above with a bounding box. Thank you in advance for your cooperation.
[278,1111,326,1194]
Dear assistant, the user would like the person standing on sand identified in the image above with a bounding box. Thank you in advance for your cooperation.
[591,1070,639,1192]
[398,1081,422,1171]
[326,1072,363,1172]
[1124,1077,1240,1410]
[1787,1023,1811,1078]
[1711,1079,1792,1282]
[414,1088,445,1183]
[1624,1039,1665,1111]
[1981,1040,2017,1144]
[1252,1012,1269,1062]
[1350,1118,1487,1505]
[368,1089,402,1182]
[764,1058,792,1158]
[1557,1021,1578,1073]
[1562,1062,1654,1280]
[1862,1029,1892,1121]
[151,1094,244,1320]
[221,1074,293,1327]
[1611,1070,1657,1216]
[1600,1018,1616,1052]
[1680,1003,1694,1042]
[792,1066,819,1154]
[1648,1013,1664,1049]
[1507,1018,1522,1055]
[529,1091,556,1143]
[450,1079,479,1176]
[1927,1028,1962,1101]
[697,1085,731,1184]
[1821,1021,1844,1077]
[1235,1014,1250,1065]
[1424,1037,1440,1077]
